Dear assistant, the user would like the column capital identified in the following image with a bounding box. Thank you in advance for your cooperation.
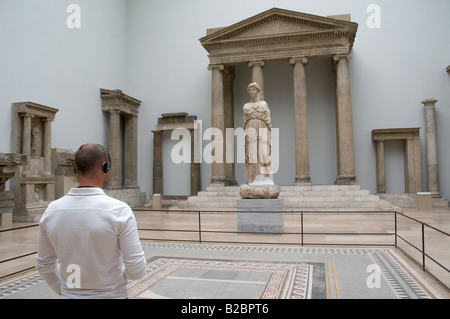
[421,98,438,106]
[248,60,265,68]
[108,109,121,115]
[20,112,34,119]
[41,117,54,123]
[208,64,224,71]
[290,57,308,66]
[333,54,352,63]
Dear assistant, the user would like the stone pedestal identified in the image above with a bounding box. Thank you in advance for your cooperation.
[417,192,432,211]
[239,184,280,199]
[237,199,283,233]
[152,194,161,209]
[0,192,14,226]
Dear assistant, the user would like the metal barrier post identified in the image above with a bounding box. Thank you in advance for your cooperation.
[301,211,304,247]
[422,223,426,270]
[198,211,202,244]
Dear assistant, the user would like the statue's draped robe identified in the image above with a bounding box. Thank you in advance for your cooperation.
[243,101,273,183]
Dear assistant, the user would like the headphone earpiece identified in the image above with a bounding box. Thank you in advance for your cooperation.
[102,161,111,173]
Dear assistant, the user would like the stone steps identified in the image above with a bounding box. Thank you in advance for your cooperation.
[174,184,397,211]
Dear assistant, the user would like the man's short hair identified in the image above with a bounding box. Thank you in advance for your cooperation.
[75,144,109,177]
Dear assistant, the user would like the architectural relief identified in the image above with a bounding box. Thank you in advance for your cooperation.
[10,102,58,221]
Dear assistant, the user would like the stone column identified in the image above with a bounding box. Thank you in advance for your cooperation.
[333,55,357,185]
[21,113,33,174]
[108,110,121,188]
[152,130,163,195]
[375,140,385,193]
[249,61,265,100]
[43,118,52,175]
[422,98,441,197]
[124,115,138,188]
[223,67,237,185]
[290,57,311,185]
[208,64,226,184]
[190,129,201,195]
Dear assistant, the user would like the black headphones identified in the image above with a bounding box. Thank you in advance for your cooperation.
[98,144,111,173]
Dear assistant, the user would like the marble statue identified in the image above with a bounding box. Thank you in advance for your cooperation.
[240,83,280,199]
[31,126,41,156]
[243,82,274,185]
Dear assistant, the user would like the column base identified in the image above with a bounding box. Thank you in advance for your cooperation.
[430,191,442,199]
[335,174,358,185]
[294,175,311,185]
[225,179,238,186]
[209,176,226,186]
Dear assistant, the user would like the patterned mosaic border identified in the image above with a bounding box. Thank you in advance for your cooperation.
[0,273,44,299]
[127,257,321,299]
[370,250,433,299]
[141,242,377,254]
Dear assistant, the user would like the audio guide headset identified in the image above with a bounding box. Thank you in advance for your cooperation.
[98,144,111,173]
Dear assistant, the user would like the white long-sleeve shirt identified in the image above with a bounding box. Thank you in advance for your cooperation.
[36,188,147,298]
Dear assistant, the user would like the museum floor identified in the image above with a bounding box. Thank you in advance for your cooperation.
[0,206,449,299]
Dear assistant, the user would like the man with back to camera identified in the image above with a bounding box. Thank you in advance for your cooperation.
[36,143,147,298]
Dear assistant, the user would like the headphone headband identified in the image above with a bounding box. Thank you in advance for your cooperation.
[98,144,111,173]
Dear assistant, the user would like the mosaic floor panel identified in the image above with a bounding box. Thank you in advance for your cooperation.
[0,243,443,299]
[128,257,326,299]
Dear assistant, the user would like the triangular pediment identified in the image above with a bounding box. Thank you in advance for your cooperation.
[200,8,358,62]
[229,17,330,40]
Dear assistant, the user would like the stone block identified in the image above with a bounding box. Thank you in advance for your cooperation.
[153,194,161,209]
[237,199,283,233]
[417,192,432,211]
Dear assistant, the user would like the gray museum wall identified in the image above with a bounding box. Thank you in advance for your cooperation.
[1,0,449,201]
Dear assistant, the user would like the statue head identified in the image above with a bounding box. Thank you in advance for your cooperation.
[247,82,261,93]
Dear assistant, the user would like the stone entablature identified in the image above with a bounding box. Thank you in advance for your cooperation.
[100,88,141,116]
[200,8,358,65]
